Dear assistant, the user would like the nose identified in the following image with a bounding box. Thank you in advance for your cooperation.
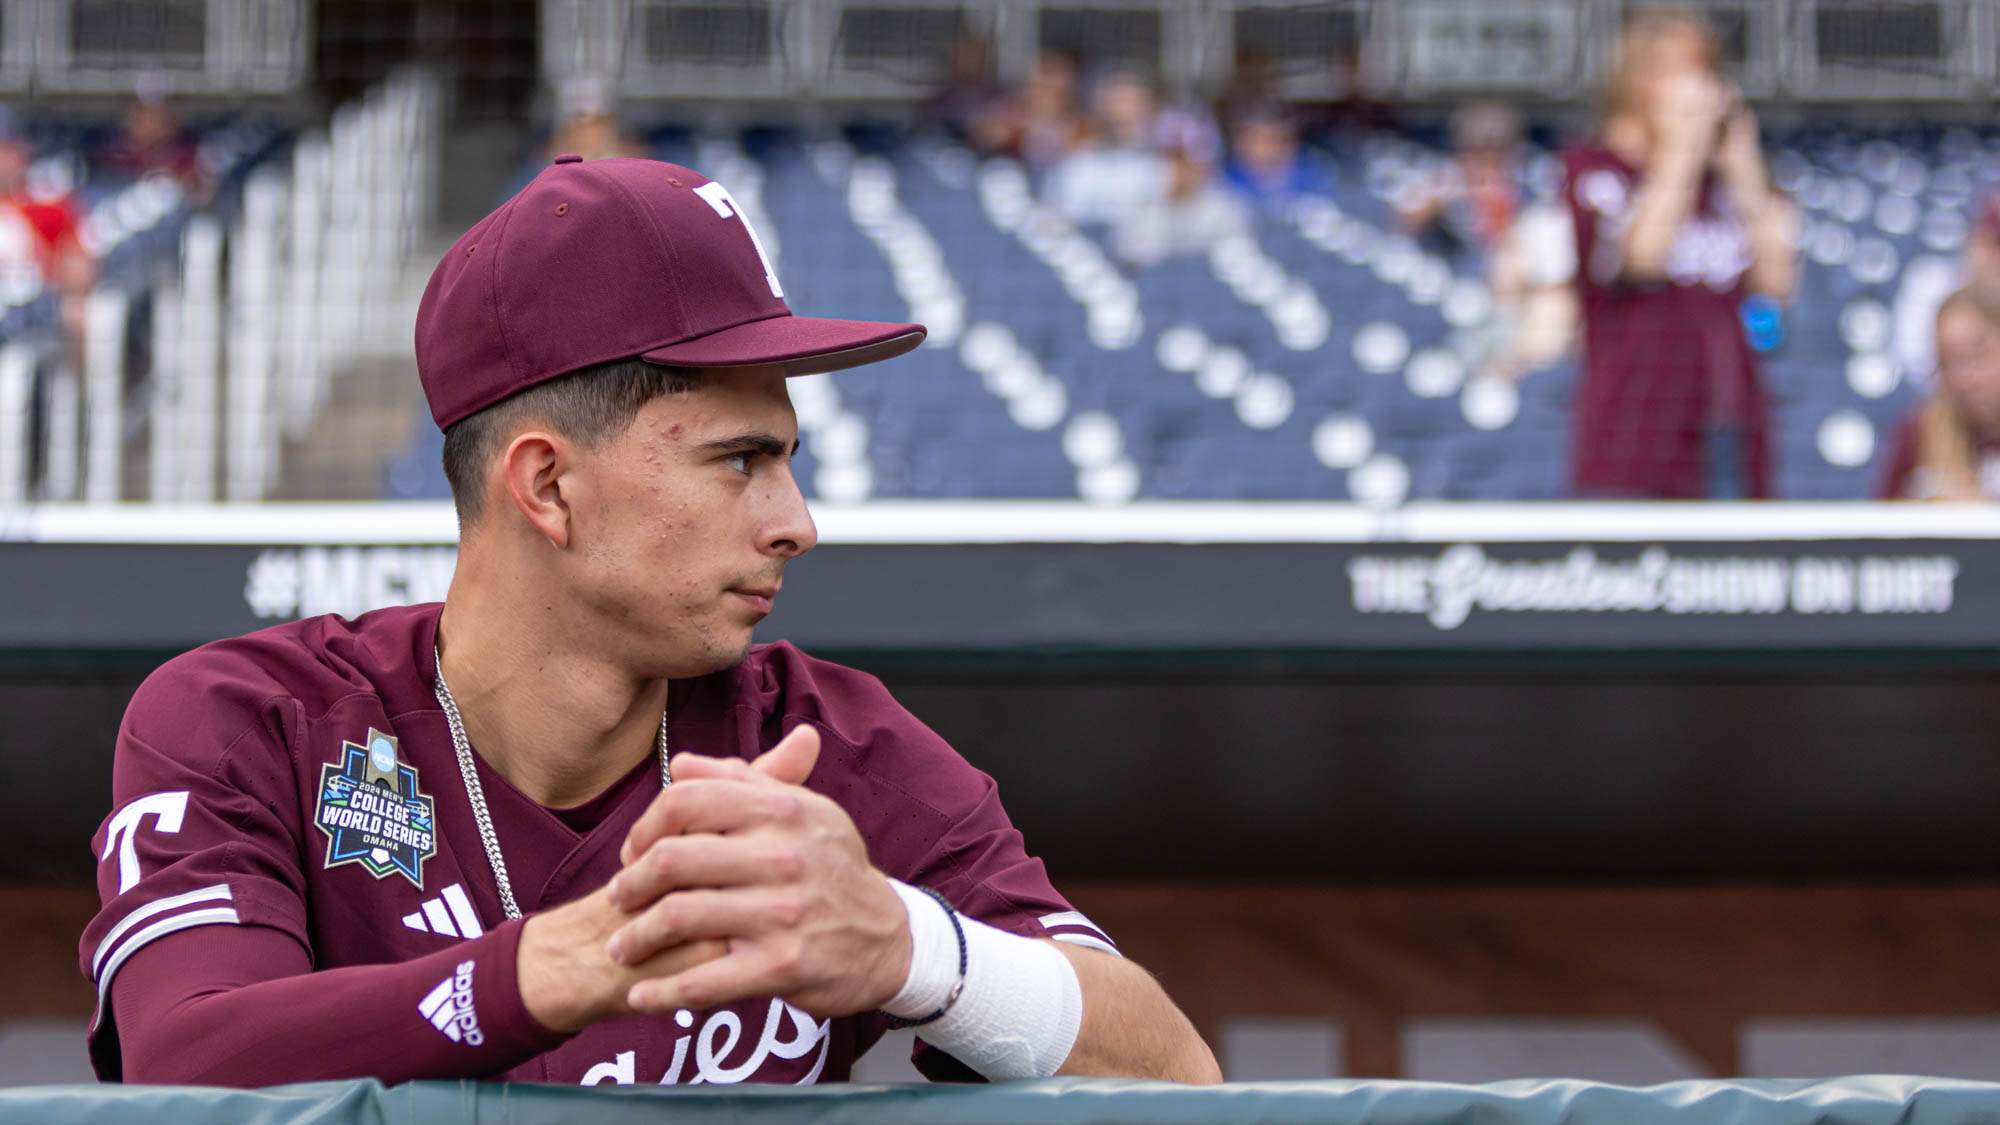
[760,463,818,560]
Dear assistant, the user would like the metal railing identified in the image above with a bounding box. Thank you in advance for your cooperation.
[541,0,2000,103]
[0,0,305,95]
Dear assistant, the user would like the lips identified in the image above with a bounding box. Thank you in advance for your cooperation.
[731,585,779,615]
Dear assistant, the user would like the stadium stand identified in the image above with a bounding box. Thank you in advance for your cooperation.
[0,68,438,508]
[377,118,1949,505]
[0,2,1980,509]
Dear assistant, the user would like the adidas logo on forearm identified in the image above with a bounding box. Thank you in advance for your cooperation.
[418,959,484,1045]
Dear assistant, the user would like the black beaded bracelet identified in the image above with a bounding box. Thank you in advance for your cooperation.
[882,885,968,1029]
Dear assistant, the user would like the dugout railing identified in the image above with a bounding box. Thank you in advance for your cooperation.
[4,1075,2000,1124]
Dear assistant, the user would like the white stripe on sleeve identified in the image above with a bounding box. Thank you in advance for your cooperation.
[90,906,242,1031]
[90,884,234,980]
[1037,910,1119,952]
[1049,932,1122,957]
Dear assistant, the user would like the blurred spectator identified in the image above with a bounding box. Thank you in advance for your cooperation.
[1213,48,1279,138]
[1479,201,1580,384]
[1894,189,2000,384]
[925,37,1004,145]
[1878,286,2000,500]
[544,75,643,162]
[1045,71,1167,226]
[0,114,93,315]
[972,50,1085,172]
[1323,46,1397,135]
[1398,102,1524,264]
[1563,9,1796,499]
[1221,103,1330,208]
[1113,112,1248,270]
[91,79,209,200]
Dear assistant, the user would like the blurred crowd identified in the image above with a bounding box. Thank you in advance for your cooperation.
[1,79,214,351]
[914,11,2000,502]
[926,44,1336,271]
[17,14,2000,505]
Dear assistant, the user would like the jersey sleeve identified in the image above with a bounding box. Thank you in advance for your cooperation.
[80,646,569,1085]
[78,650,314,1071]
[783,651,1116,959]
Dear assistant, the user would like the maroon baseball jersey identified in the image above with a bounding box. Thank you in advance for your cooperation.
[1564,141,1771,499]
[80,603,1116,1087]
[1874,408,2000,499]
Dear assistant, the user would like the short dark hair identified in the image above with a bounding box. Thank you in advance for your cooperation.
[440,356,702,528]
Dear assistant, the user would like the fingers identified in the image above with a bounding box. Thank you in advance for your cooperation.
[620,779,804,866]
[750,723,820,786]
[625,937,729,990]
[668,752,754,782]
[661,724,819,788]
[608,833,806,913]
[627,943,800,1014]
[607,887,806,967]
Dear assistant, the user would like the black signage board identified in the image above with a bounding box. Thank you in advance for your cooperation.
[3,538,1996,658]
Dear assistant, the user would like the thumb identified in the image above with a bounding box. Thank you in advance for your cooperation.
[752,723,820,786]
[666,752,753,782]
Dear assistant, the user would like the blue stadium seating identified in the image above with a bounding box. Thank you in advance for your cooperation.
[380,121,1969,504]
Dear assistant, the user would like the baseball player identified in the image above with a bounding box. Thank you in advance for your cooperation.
[79,154,1219,1087]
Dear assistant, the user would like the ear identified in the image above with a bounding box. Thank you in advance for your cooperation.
[499,430,573,549]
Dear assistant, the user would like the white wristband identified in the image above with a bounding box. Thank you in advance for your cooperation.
[883,878,1083,1080]
[885,879,960,1018]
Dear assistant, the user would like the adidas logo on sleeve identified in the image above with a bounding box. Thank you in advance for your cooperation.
[417,959,484,1045]
[402,883,484,938]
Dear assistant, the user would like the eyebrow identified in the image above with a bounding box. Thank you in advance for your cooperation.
[695,432,800,459]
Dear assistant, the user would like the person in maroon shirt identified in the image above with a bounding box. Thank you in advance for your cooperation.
[80,155,1219,1088]
[1878,286,2000,500]
[1563,9,1797,498]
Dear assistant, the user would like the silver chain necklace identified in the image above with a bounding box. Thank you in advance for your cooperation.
[432,645,671,921]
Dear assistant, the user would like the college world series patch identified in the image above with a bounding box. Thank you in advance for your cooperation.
[315,728,437,887]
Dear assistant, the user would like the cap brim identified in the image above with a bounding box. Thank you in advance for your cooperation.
[639,313,926,375]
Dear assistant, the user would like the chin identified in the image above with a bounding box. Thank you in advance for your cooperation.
[713,634,758,671]
[671,630,758,679]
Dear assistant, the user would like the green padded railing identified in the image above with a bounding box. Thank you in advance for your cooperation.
[3,1076,2000,1125]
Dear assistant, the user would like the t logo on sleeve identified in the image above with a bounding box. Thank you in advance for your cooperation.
[314,729,437,887]
[102,791,190,893]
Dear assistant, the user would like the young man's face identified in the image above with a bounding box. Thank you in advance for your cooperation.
[562,367,817,678]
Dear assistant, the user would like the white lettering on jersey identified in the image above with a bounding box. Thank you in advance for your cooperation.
[1666,215,1754,291]
[578,999,830,1086]
[418,958,484,1045]
[1581,165,1751,291]
[693,181,784,299]
[102,791,190,893]
[1577,169,1628,217]
[582,1050,636,1086]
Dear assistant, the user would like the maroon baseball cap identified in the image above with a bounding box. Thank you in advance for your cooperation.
[415,154,927,429]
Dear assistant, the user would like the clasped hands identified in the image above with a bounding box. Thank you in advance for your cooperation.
[518,725,913,1034]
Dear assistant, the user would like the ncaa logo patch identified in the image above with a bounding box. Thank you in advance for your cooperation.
[314,728,437,887]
